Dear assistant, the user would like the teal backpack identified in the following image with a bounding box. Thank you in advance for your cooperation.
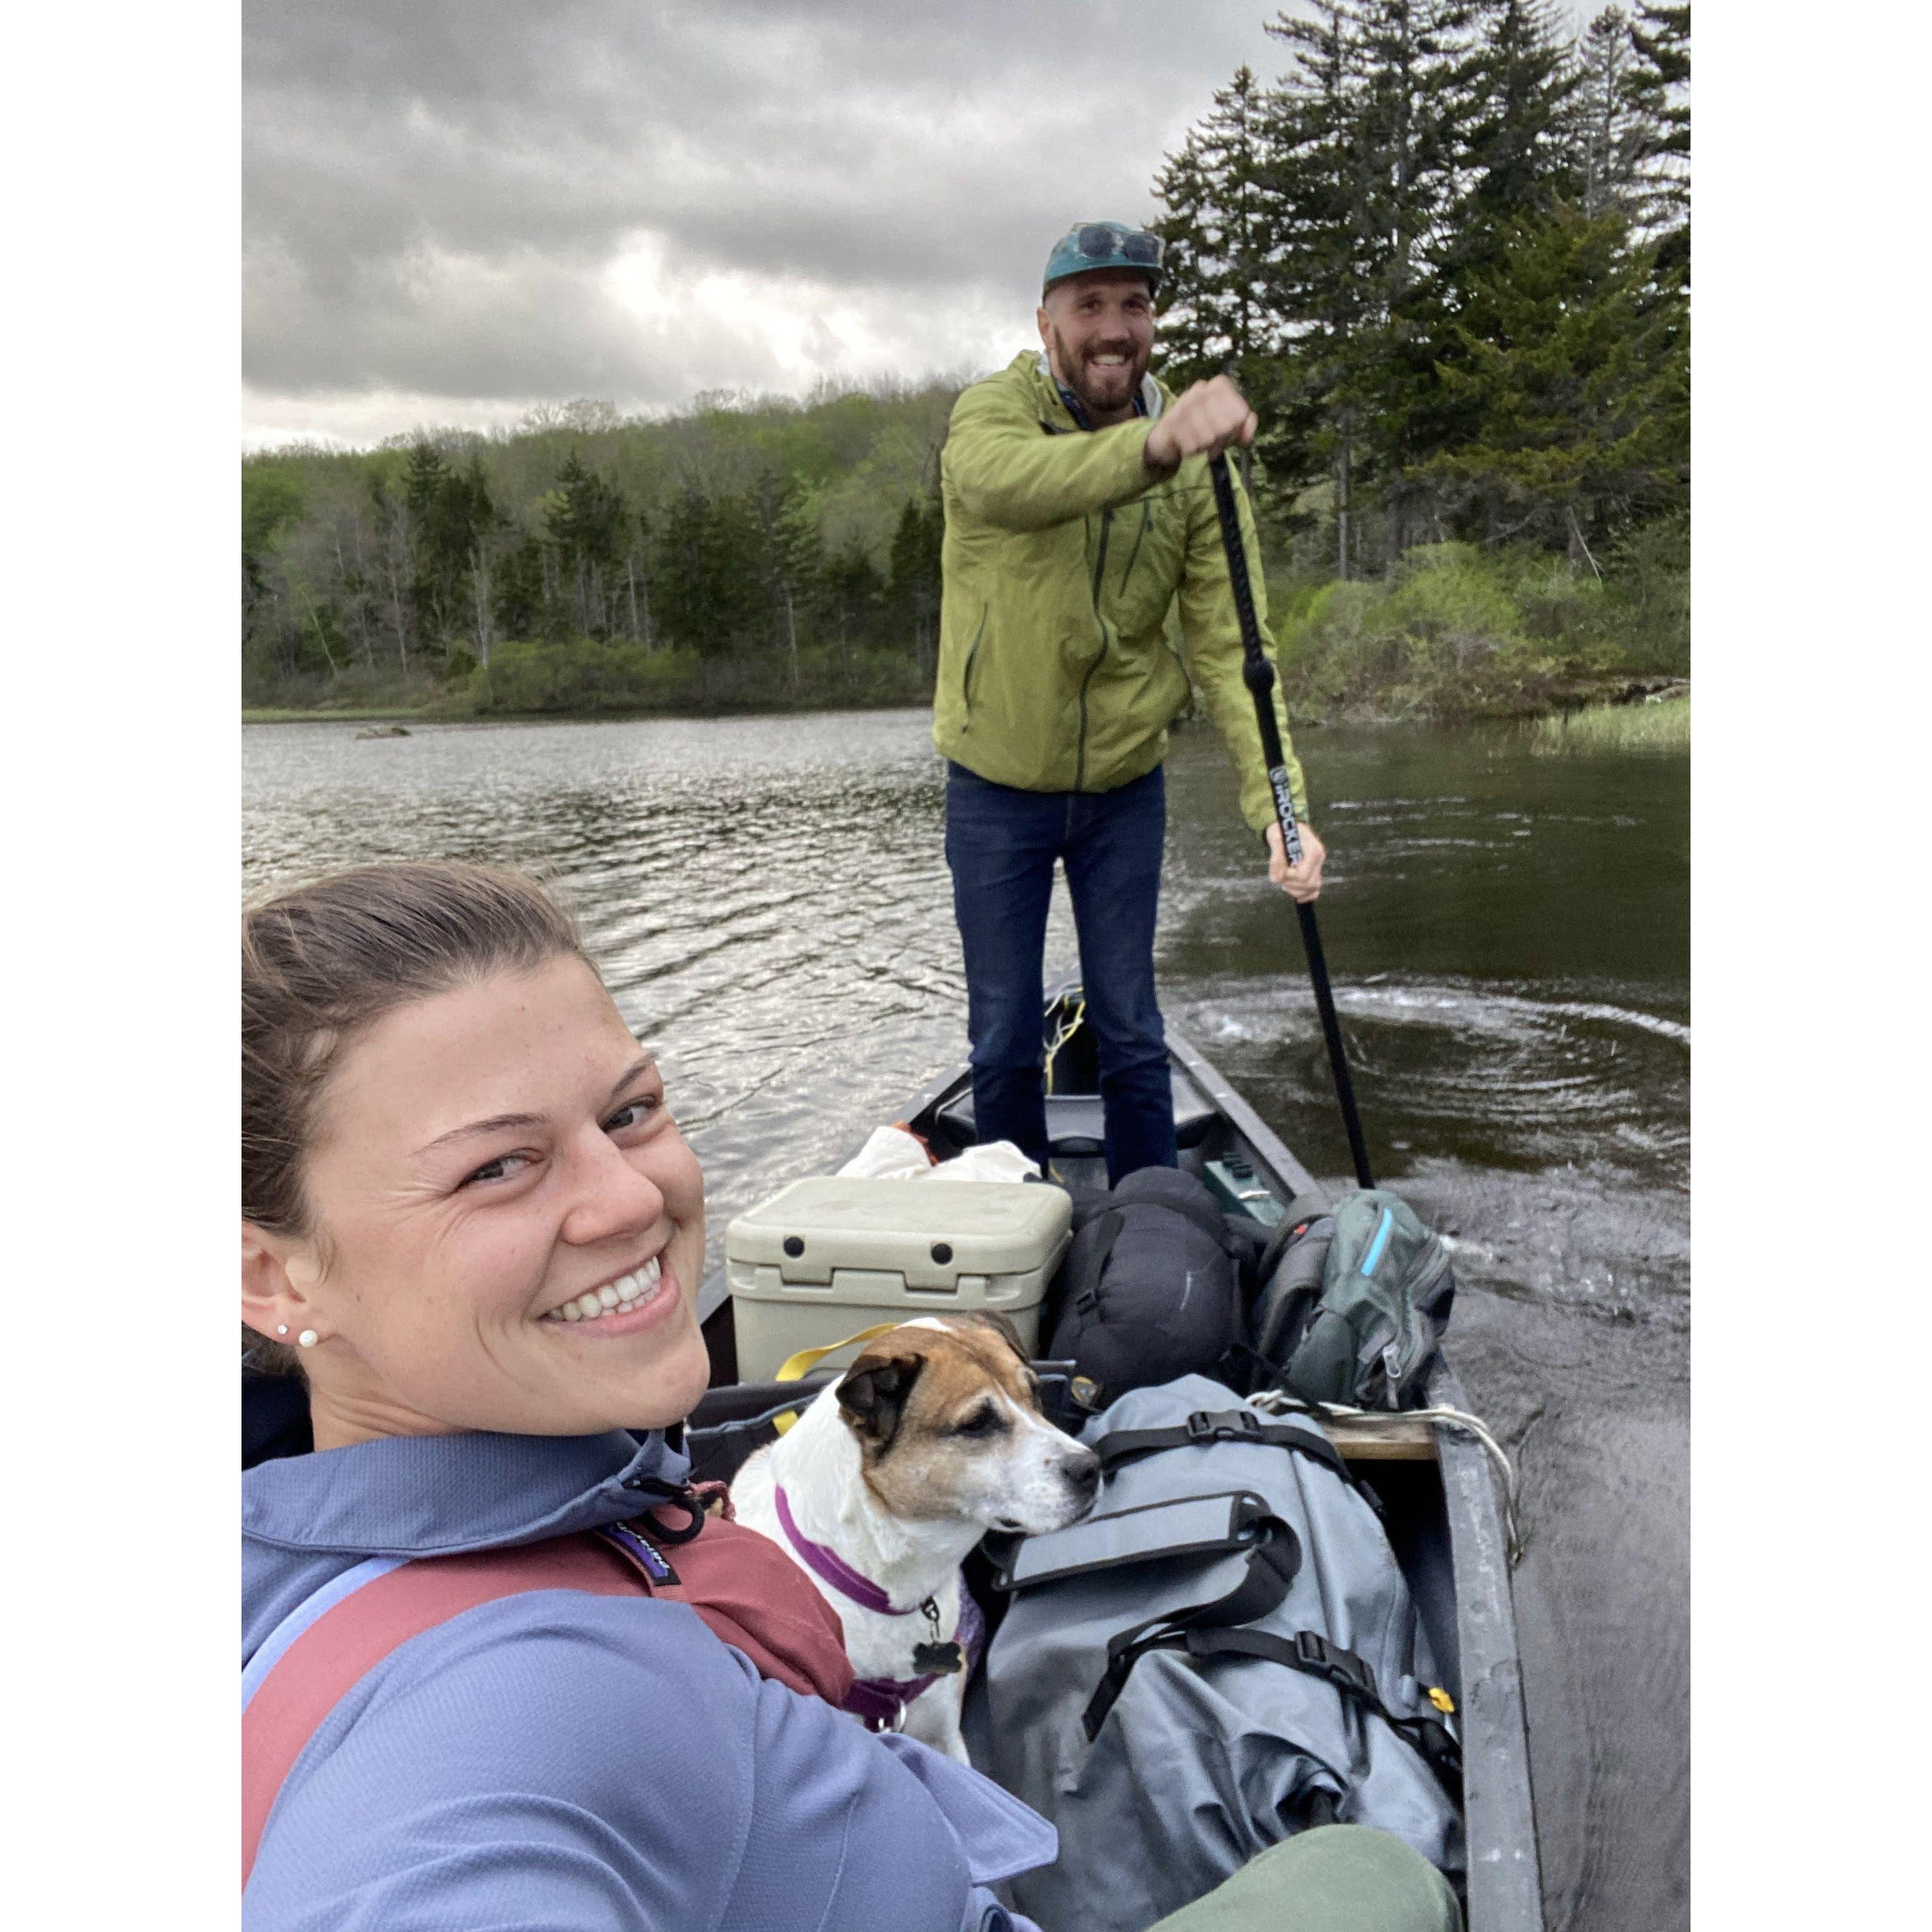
[1249,1189,1455,1410]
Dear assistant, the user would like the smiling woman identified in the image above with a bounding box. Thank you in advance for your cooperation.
[241,865,710,1445]
[239,861,1059,1930]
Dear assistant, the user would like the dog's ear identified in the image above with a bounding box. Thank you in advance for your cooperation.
[952,1310,1029,1364]
[836,1350,925,1452]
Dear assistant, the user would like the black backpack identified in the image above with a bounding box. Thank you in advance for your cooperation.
[1045,1168,1264,1404]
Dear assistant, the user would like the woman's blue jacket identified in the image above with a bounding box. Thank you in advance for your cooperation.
[242,1392,1052,1930]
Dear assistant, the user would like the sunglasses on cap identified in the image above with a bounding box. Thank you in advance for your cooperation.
[1069,223,1165,268]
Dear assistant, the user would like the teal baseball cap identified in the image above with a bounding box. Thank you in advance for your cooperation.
[1042,220,1166,294]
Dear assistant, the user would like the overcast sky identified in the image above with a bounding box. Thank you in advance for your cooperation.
[243,0,1364,449]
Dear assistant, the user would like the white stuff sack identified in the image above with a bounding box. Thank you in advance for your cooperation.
[837,1125,935,1179]
[838,1126,1041,1184]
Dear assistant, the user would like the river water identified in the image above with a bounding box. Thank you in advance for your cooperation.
[243,709,1689,1932]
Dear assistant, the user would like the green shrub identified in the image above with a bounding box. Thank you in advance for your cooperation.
[470,638,702,714]
[1508,554,1609,646]
[1596,513,1690,673]
[1273,526,1688,719]
[1381,544,1525,671]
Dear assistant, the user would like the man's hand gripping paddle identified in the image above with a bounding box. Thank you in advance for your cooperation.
[1207,452,1375,1191]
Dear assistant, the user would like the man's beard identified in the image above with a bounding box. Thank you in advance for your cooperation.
[1045,324,1149,425]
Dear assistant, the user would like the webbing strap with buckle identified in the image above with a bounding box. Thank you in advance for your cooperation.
[1093,1408,1374,1510]
[1080,1507,1301,1741]
[1177,1627,1464,1800]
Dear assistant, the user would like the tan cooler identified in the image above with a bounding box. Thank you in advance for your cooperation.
[724,1176,1072,1382]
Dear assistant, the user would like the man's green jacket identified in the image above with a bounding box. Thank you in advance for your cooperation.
[934,350,1308,833]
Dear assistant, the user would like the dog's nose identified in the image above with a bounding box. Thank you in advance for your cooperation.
[1065,1451,1101,1502]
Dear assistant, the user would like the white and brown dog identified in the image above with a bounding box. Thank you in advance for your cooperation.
[731,1313,1101,1762]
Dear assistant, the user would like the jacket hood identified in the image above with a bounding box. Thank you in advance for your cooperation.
[242,1370,694,1661]
[1027,349,1167,425]
[243,1421,689,1560]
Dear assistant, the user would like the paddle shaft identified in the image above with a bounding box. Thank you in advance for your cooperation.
[1207,452,1375,1191]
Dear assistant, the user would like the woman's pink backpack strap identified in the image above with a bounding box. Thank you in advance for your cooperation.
[241,1515,853,1890]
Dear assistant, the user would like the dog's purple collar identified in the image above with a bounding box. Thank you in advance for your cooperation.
[773,1484,908,1617]
[771,1485,987,1731]
[845,1594,987,1732]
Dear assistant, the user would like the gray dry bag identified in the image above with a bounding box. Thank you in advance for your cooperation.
[975,1374,1464,1932]
[1250,1189,1455,1410]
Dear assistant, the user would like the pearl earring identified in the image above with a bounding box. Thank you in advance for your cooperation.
[298,1330,318,1349]
[276,1325,289,1336]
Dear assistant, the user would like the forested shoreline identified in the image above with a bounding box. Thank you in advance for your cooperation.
[243,3,1687,727]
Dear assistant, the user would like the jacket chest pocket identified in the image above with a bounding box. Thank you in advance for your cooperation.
[1104,499,1186,639]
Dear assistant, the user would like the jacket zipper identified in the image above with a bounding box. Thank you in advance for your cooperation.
[1118,500,1151,592]
[1076,509,1114,791]
[961,607,988,724]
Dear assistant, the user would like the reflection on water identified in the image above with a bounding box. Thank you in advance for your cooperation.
[243,707,1689,1932]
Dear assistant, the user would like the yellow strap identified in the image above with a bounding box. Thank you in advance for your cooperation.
[770,1322,902,1435]
[1042,994,1086,1097]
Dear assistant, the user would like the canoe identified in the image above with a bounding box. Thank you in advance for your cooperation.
[692,984,1544,1932]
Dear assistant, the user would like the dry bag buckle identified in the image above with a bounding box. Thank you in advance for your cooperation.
[1186,1410,1263,1445]
[1293,1630,1375,1699]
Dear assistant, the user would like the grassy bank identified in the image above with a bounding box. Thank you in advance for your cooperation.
[243,703,435,723]
[244,638,932,723]
[1528,693,1689,753]
[1270,521,1688,721]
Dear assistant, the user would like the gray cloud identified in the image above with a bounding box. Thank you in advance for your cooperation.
[243,1,1309,445]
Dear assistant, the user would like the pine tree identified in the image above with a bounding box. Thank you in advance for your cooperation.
[1258,1,1472,565]
[653,482,716,658]
[887,491,944,671]
[1574,8,1644,220]
[398,442,504,664]
[544,453,630,638]
[771,480,828,689]
[491,533,552,646]
[1623,2,1689,278]
[1411,0,1586,526]
[821,544,885,686]
[1341,0,1478,559]
[1148,0,1687,579]
[1454,0,1583,235]
[1248,3,1366,553]
[402,443,457,648]
[1418,203,1687,553]
[652,481,763,660]
[1152,66,1280,397]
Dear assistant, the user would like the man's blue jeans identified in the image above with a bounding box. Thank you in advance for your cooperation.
[944,760,1177,1184]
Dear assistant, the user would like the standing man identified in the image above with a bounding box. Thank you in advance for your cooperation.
[935,219,1326,1184]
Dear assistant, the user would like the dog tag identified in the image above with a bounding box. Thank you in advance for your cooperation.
[913,1640,964,1675]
